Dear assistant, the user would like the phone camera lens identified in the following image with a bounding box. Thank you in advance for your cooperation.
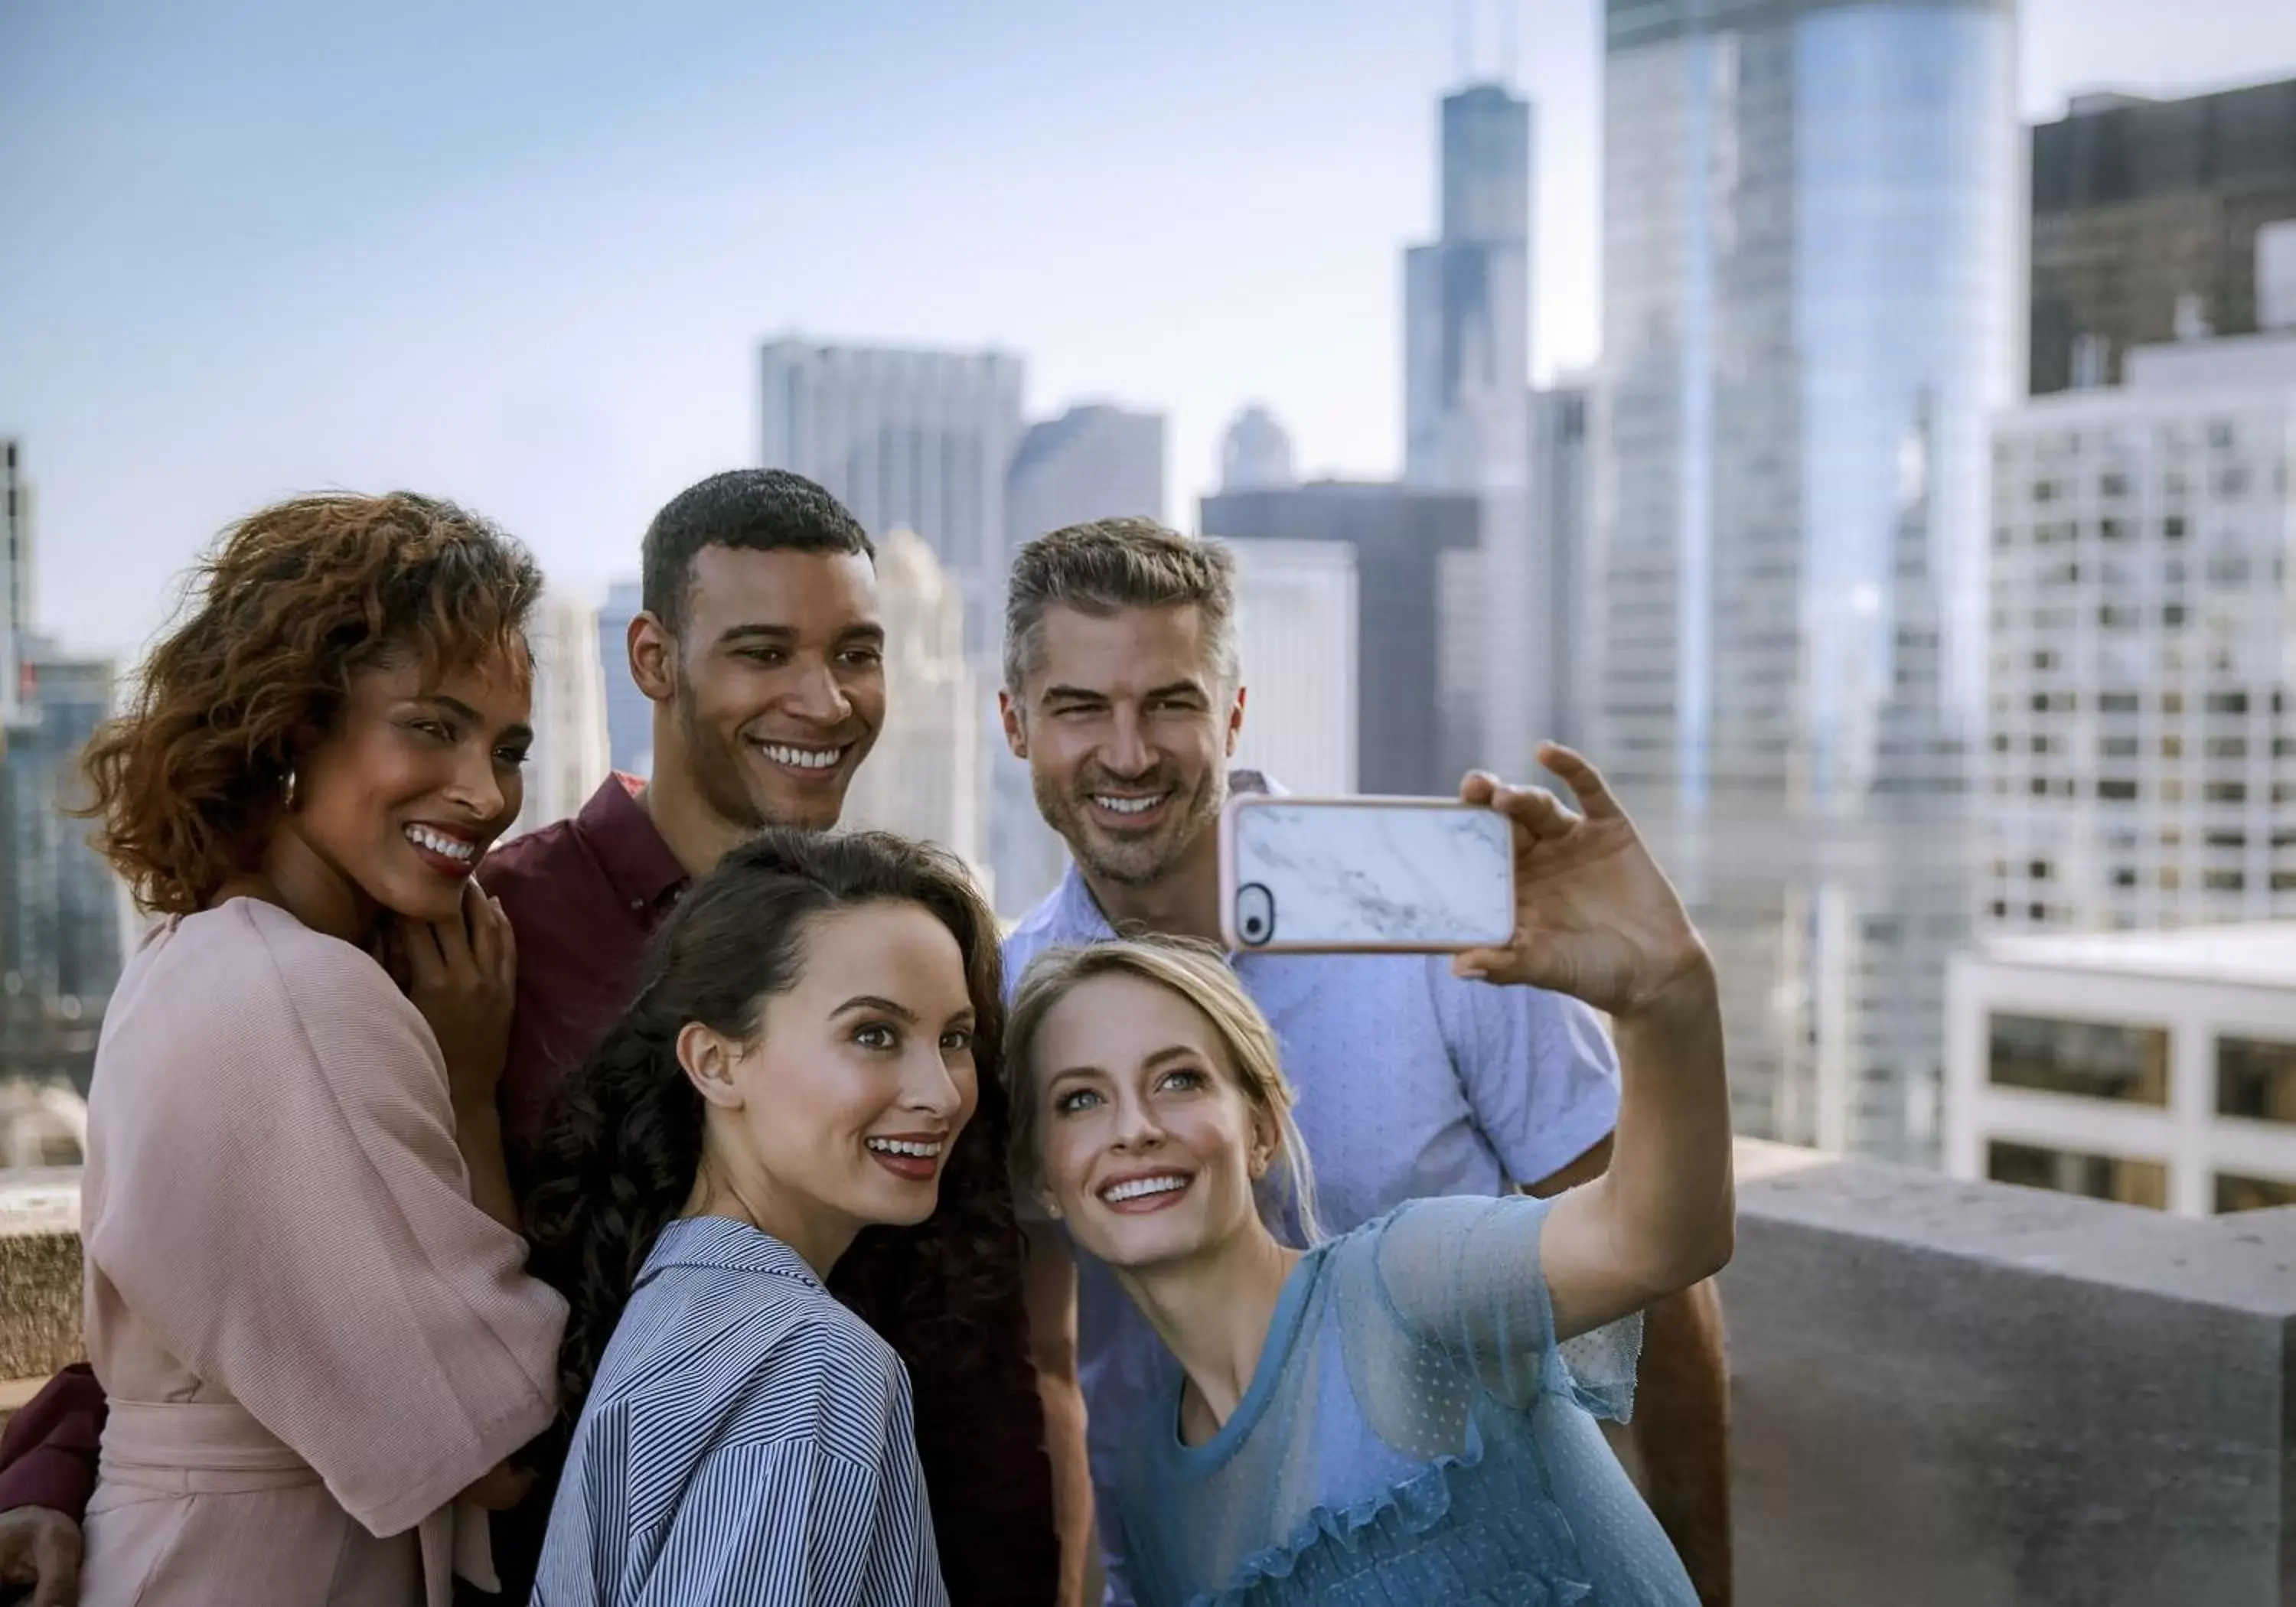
[1235,882,1275,946]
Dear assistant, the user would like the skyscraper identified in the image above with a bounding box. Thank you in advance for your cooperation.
[1,636,122,1094]
[2030,78,2296,396]
[2,441,31,733]
[1404,80,1541,781]
[514,592,612,838]
[1529,378,1593,755]
[839,529,988,882]
[595,579,651,778]
[1006,403,1166,552]
[1988,330,2296,934]
[1218,406,1296,493]
[1597,0,2019,1162]
[1228,539,1359,796]
[996,402,1167,910]
[1201,483,1479,796]
[758,337,1025,651]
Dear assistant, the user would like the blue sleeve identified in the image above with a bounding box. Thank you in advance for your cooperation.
[1428,960,1622,1188]
[1368,1195,1642,1420]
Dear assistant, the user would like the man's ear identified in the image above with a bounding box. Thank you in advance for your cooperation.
[1225,682,1248,760]
[1000,687,1029,761]
[629,611,677,706]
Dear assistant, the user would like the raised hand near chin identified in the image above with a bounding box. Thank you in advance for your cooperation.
[1450,743,1713,1022]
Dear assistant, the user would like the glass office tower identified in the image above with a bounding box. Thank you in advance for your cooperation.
[1597,0,2018,1161]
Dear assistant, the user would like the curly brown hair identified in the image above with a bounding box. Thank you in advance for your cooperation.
[80,492,543,915]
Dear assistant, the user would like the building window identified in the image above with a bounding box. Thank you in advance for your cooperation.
[2217,1036,2296,1124]
[2216,1172,2296,1214]
[1987,1013,2169,1105]
[2205,781,2248,805]
[2099,692,2140,714]
[1988,1140,2167,1209]
[2098,779,2138,801]
[2206,692,2249,715]
[2162,516,2187,541]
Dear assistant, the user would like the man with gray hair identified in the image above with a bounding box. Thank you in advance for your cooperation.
[999,516,1733,1605]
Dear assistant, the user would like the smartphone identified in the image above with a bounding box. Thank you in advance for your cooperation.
[1218,794,1515,953]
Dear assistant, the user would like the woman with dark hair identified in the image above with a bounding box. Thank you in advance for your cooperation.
[523,826,1019,1607]
[72,494,567,1605]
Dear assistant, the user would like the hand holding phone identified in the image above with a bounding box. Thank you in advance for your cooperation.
[1218,794,1515,953]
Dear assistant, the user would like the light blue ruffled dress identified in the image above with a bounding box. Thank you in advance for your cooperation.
[1110,1194,1698,1606]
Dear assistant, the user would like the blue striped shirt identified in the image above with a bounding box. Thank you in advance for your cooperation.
[531,1216,948,1607]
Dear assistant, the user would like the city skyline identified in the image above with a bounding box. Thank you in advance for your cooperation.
[3,2,2294,660]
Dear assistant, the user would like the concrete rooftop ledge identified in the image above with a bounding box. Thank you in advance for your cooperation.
[1727,1139,2294,1606]
[2,1148,2292,1601]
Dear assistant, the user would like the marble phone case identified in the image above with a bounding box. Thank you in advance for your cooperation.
[1218,794,1515,953]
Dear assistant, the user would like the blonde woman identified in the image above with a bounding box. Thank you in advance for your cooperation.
[1003,747,1729,1606]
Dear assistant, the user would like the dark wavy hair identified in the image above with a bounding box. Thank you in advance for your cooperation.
[521,826,1026,1442]
[77,491,540,914]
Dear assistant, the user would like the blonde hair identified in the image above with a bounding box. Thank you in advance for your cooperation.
[1004,937,1322,1245]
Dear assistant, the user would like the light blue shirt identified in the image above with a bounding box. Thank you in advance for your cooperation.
[1115,1195,1692,1607]
[533,1217,947,1607]
[1001,855,1622,1603]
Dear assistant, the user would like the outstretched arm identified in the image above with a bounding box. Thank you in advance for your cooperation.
[1451,745,1735,1340]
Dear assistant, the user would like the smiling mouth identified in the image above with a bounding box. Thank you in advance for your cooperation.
[1090,790,1171,820]
[1097,1172,1192,1211]
[752,740,848,774]
[403,823,480,874]
[864,1136,946,1182]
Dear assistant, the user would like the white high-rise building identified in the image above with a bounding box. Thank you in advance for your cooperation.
[1987,330,2296,935]
[1218,406,1296,493]
[1945,923,2296,1217]
[1229,539,1359,796]
[840,530,988,884]
[2,441,31,732]
[758,337,1025,653]
[596,579,651,778]
[514,593,612,839]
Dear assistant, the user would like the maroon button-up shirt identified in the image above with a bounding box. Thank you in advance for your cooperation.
[2,775,1058,1605]
[477,773,687,1185]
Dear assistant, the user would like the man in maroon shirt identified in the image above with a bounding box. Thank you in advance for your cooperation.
[0,469,1065,1606]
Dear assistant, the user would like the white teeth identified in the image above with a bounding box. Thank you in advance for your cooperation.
[1094,794,1166,816]
[760,743,842,771]
[403,825,477,862]
[866,1138,943,1159]
[1101,1175,1189,1204]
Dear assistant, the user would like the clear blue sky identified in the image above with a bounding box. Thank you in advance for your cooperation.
[5,0,2294,660]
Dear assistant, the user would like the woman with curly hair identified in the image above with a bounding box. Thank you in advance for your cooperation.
[522,826,1017,1606]
[73,493,567,1606]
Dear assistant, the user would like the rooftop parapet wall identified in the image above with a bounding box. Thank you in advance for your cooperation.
[1727,1139,2295,1606]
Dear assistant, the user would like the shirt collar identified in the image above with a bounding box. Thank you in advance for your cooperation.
[641,1216,823,1290]
[575,773,689,914]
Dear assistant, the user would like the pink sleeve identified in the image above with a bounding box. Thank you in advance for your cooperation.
[80,907,566,1539]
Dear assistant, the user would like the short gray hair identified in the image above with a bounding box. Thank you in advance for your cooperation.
[1002,517,1240,697]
